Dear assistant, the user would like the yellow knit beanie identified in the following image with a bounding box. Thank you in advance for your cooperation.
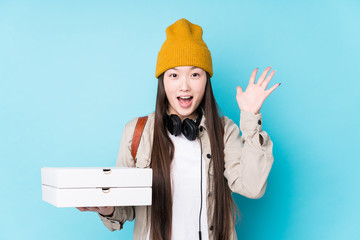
[155,18,213,78]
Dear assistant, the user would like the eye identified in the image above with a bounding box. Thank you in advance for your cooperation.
[192,73,200,77]
[170,73,177,78]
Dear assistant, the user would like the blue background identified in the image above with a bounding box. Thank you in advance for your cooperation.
[1,0,359,239]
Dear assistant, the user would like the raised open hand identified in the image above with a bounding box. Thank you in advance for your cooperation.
[236,66,280,114]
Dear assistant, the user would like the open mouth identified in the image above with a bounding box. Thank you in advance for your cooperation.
[177,96,193,108]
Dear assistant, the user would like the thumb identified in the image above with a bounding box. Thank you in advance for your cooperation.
[236,86,243,95]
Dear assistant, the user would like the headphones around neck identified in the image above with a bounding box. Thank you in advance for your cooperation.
[164,108,203,141]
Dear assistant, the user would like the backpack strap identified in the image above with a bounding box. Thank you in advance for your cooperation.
[131,116,148,164]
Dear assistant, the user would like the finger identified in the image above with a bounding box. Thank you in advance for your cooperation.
[236,86,243,95]
[99,206,112,210]
[261,70,276,90]
[249,68,258,85]
[76,207,89,211]
[257,66,272,86]
[264,83,281,97]
[87,207,100,212]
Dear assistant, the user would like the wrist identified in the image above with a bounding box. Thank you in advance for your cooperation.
[99,207,115,217]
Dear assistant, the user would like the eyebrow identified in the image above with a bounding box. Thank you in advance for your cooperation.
[171,66,199,70]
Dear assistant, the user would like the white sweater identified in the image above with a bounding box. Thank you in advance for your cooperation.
[146,132,209,239]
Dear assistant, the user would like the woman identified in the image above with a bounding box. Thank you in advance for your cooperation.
[77,18,280,240]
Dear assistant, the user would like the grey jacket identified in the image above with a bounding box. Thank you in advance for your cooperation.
[98,111,274,239]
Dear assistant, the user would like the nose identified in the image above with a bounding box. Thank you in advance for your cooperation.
[179,76,190,92]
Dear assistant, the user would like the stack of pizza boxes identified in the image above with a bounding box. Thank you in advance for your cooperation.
[41,167,152,207]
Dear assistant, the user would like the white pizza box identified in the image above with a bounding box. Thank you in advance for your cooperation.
[41,167,152,207]
[41,167,152,188]
[42,185,152,207]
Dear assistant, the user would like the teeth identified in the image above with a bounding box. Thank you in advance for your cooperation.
[179,96,191,99]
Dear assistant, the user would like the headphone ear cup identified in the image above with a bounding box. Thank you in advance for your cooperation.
[168,114,182,136]
[182,118,198,141]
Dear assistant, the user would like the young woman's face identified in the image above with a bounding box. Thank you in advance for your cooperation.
[163,66,207,121]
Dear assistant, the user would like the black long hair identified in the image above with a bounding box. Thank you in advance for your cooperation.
[150,72,240,239]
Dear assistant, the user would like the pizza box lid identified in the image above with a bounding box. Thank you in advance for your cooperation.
[41,167,152,188]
